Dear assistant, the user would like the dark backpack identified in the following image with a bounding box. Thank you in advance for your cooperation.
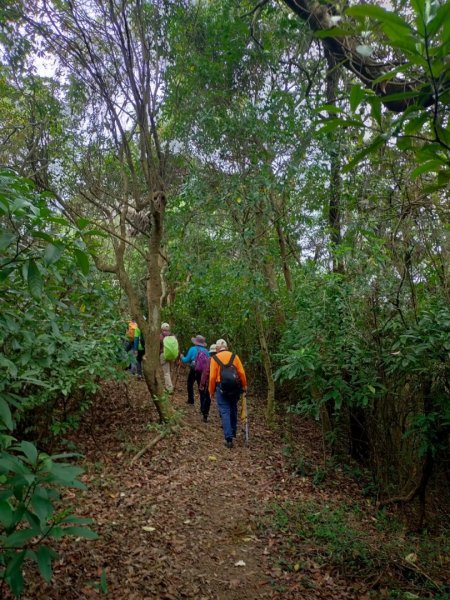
[212,353,241,397]
[194,347,209,373]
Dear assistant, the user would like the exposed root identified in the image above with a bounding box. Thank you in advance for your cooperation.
[130,432,166,464]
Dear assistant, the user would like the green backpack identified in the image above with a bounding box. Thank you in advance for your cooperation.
[163,335,179,361]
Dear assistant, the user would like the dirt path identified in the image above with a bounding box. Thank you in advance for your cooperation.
[19,376,301,599]
[17,375,443,599]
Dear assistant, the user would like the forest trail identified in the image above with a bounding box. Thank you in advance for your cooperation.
[16,375,412,600]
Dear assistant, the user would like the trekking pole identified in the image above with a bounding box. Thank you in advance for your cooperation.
[241,392,249,445]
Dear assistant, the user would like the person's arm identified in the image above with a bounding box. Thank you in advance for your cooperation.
[234,355,247,390]
[208,357,218,396]
[181,346,195,363]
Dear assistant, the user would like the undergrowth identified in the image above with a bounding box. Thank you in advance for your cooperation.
[260,498,450,598]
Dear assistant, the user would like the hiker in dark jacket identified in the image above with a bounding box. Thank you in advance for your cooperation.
[209,339,247,449]
[181,334,208,405]
[133,324,145,379]
[198,343,216,422]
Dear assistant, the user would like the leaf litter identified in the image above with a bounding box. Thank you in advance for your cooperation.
[9,377,448,599]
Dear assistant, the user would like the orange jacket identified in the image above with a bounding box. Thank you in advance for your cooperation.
[208,350,247,396]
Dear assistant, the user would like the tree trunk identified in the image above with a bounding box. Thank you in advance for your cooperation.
[325,50,344,274]
[255,308,276,423]
[270,192,294,292]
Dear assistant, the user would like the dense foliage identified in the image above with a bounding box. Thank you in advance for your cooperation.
[0,172,124,595]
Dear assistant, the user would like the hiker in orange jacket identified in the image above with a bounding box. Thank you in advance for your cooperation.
[209,339,247,449]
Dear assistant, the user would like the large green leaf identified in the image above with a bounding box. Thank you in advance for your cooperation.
[0,231,16,251]
[4,527,39,548]
[0,498,13,527]
[74,249,90,275]
[43,242,64,266]
[35,545,55,582]
[349,84,365,112]
[0,397,14,430]
[19,441,38,465]
[346,5,412,31]
[31,495,53,526]
[27,259,43,300]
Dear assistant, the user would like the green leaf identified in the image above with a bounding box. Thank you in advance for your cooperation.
[0,231,16,251]
[346,5,412,31]
[318,118,363,134]
[43,242,64,266]
[410,161,443,178]
[27,259,43,300]
[5,527,38,548]
[396,137,412,151]
[315,104,345,114]
[82,229,108,238]
[349,85,365,112]
[0,398,14,430]
[368,96,382,127]
[74,249,90,275]
[62,526,98,539]
[35,545,55,582]
[31,495,53,525]
[343,136,386,172]
[100,568,108,593]
[31,231,54,243]
[427,3,450,37]
[0,267,14,281]
[0,498,13,527]
[5,550,26,596]
[76,217,91,229]
[19,441,38,465]
[404,113,429,135]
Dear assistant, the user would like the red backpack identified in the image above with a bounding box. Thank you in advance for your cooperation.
[194,348,209,373]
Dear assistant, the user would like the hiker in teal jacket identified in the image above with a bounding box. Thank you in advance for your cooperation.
[181,334,208,405]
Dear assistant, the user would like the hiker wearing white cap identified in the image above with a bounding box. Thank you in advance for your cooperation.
[159,323,179,393]
[209,339,247,449]
[181,335,208,405]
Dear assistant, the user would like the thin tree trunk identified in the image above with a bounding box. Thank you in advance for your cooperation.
[255,308,276,423]
[325,50,344,274]
[270,192,294,292]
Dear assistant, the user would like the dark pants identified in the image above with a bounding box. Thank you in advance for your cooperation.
[200,388,211,418]
[136,349,145,377]
[216,385,239,441]
[187,367,201,403]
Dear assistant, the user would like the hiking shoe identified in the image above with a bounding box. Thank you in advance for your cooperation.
[225,439,233,449]
[203,415,208,423]
[186,401,194,405]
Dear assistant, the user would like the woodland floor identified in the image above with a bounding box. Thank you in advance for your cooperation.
[11,373,450,600]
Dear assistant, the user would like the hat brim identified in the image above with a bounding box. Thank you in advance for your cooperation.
[191,337,207,347]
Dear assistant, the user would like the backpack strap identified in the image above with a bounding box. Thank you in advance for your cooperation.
[212,353,236,367]
[226,353,236,367]
[212,355,224,367]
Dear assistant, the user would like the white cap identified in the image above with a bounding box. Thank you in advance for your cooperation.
[161,322,170,330]
[215,338,228,350]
